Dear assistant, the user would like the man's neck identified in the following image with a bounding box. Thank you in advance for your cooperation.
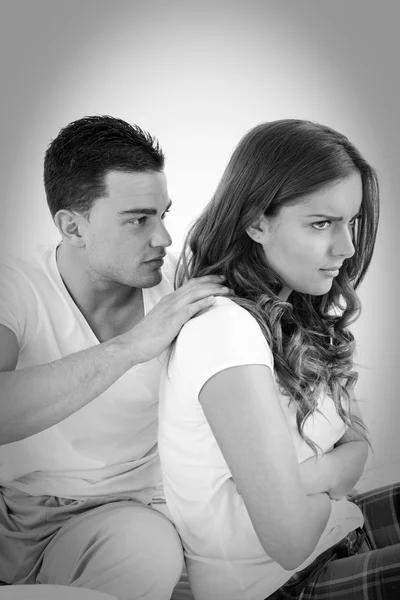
[56,242,144,341]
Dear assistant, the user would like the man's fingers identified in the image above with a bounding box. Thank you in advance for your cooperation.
[177,282,232,302]
[184,295,216,319]
[145,282,232,333]
[179,275,227,291]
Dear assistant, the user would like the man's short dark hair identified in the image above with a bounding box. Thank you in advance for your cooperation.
[44,115,165,217]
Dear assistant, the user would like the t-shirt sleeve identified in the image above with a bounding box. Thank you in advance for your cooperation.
[174,298,274,398]
[0,262,35,346]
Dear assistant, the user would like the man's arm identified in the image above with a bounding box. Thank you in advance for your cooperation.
[0,276,229,445]
[298,393,369,499]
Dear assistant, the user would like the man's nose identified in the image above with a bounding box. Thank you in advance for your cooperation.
[150,220,172,248]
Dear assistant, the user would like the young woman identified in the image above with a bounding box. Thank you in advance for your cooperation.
[158,119,400,600]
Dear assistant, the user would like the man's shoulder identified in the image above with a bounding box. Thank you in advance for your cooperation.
[0,244,59,341]
[0,243,60,306]
[1,243,57,276]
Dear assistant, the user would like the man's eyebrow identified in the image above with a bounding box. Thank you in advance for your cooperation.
[117,199,172,217]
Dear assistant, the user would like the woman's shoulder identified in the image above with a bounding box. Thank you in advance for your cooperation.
[177,295,271,357]
[172,296,274,386]
[184,296,259,331]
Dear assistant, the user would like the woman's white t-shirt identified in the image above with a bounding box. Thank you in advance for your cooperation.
[158,297,364,600]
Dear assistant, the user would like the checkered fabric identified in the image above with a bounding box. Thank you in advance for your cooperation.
[266,483,400,599]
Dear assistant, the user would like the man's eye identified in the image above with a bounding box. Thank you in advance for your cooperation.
[311,221,331,230]
[162,208,171,220]
[128,217,147,226]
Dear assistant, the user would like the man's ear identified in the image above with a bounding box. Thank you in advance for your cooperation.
[245,214,268,244]
[53,210,88,248]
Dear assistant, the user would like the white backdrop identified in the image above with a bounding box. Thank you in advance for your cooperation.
[0,0,399,486]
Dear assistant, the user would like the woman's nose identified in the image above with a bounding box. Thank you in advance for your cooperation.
[332,227,355,259]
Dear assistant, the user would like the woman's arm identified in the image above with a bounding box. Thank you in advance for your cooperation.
[298,393,369,499]
[199,364,332,571]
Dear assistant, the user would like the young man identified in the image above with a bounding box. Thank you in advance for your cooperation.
[0,116,228,599]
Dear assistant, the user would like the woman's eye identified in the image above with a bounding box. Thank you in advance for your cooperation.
[311,221,331,230]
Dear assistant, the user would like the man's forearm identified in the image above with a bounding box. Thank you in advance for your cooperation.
[0,332,137,445]
[0,275,230,445]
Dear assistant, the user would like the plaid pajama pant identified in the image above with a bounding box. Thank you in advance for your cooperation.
[267,483,400,599]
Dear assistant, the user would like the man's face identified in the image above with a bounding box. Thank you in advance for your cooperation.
[81,170,172,288]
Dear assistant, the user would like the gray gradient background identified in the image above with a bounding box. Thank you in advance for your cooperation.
[0,0,398,483]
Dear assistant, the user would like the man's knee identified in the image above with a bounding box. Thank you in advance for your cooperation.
[96,504,184,599]
[123,504,184,589]
[40,502,184,600]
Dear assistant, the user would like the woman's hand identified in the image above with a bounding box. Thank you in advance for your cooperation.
[298,447,365,500]
[298,394,369,499]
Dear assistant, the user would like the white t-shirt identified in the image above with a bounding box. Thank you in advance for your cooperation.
[0,243,176,502]
[158,297,364,600]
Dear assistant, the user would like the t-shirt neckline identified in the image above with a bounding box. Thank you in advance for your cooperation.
[49,242,148,345]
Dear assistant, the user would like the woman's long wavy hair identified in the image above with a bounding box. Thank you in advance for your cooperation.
[176,119,380,452]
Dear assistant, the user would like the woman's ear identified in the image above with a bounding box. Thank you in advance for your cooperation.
[245,214,268,244]
[53,210,88,248]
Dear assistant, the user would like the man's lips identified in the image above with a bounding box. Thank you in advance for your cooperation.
[143,254,166,263]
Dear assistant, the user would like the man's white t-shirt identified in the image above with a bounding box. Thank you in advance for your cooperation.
[158,297,364,600]
[0,243,176,502]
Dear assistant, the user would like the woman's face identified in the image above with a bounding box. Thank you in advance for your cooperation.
[254,172,363,300]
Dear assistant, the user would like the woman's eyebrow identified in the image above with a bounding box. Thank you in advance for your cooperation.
[305,210,362,220]
[306,214,343,221]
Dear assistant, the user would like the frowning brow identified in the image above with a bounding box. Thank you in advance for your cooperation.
[118,199,172,217]
[306,211,362,221]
